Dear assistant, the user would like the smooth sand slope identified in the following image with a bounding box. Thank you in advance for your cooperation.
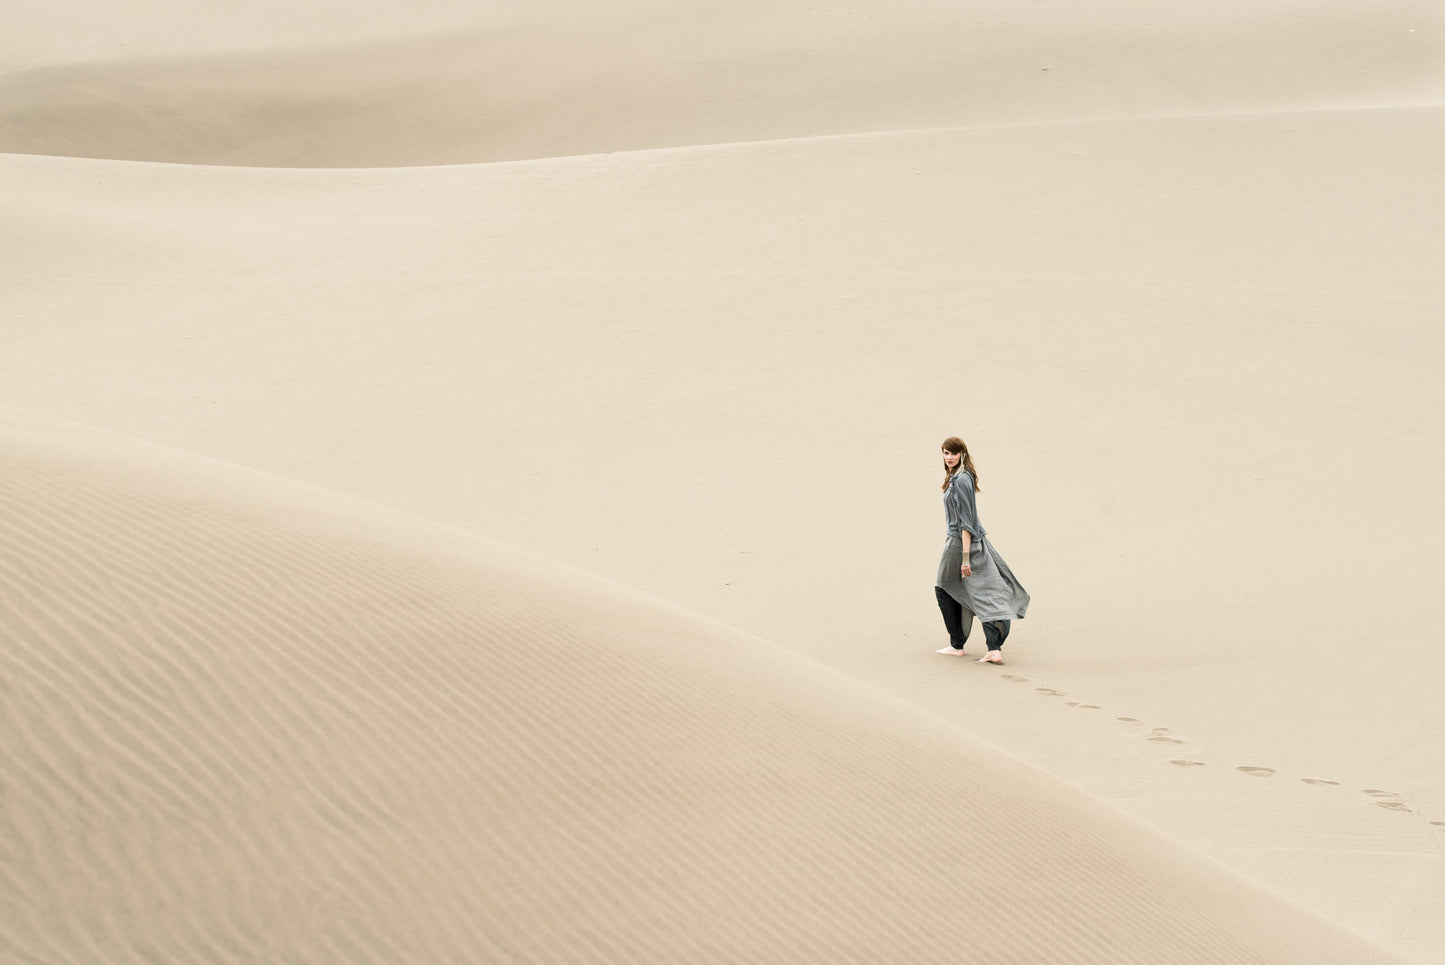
[0,412,1406,964]
[4,0,1444,961]
[6,114,1444,957]
[1,0,1442,165]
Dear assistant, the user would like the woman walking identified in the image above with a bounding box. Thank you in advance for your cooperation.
[934,436,1030,664]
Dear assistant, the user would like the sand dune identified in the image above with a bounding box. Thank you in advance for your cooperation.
[4,0,1444,960]
[4,99,1444,957]
[1,0,1442,166]
[0,412,1408,963]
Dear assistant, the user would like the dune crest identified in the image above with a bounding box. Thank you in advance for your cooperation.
[1,0,1441,166]
[0,414,1407,962]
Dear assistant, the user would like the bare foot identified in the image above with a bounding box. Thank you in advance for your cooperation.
[977,652,1003,665]
[935,647,966,656]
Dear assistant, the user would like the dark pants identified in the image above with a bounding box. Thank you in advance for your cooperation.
[935,587,1010,652]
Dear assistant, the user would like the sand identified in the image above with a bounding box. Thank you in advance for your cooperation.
[2,0,1442,961]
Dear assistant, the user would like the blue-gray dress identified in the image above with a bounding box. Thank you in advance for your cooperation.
[935,471,1030,621]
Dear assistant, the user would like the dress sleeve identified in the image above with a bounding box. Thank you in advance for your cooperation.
[948,473,983,538]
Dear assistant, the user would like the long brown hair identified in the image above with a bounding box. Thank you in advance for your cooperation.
[941,436,980,493]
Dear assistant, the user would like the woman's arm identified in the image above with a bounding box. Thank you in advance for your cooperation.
[949,474,977,576]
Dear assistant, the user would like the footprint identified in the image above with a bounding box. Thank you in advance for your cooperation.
[1430,821,1445,828]
[1302,778,1340,786]
[1363,789,1399,798]
[1151,727,1170,733]
[1237,766,1276,778]
[1169,760,1206,767]
[1116,716,1141,723]
[1148,735,1185,744]
[1000,674,1029,683]
[1035,688,1067,696]
[1376,802,1413,813]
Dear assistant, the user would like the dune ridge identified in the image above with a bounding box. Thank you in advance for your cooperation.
[1,0,1441,167]
[0,412,1409,963]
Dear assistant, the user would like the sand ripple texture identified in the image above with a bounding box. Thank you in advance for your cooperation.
[0,414,1404,963]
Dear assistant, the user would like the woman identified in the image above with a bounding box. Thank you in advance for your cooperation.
[934,436,1030,664]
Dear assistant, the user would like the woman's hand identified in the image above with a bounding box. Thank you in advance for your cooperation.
[960,563,973,578]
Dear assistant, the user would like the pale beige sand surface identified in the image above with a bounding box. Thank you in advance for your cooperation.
[1,0,1442,165]
[0,412,1406,963]
[4,119,1443,957]
[4,0,1444,961]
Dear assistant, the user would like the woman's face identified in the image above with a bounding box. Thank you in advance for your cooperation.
[942,449,961,469]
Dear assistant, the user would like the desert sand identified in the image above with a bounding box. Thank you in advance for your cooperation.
[2,0,1442,961]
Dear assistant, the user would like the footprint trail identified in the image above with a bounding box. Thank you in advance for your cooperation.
[981,663,1441,826]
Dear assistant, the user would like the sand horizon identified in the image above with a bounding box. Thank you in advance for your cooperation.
[4,0,1442,961]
